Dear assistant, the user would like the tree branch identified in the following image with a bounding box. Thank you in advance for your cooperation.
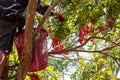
[34,0,62,36]
[48,36,120,67]
[49,36,120,55]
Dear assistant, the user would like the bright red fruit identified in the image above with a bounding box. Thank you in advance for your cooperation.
[106,17,114,31]
[54,13,64,19]
[30,77,34,80]
[98,27,105,32]
[30,74,41,80]
[107,20,113,27]
[78,25,94,44]
[78,39,83,44]
[52,44,64,52]
[79,32,85,38]
[51,36,69,55]
[79,25,92,38]
[54,13,64,21]
[59,44,65,50]
[51,42,69,55]
[90,20,96,25]
[109,27,113,30]
[90,16,96,25]
[106,17,114,30]
[52,37,60,48]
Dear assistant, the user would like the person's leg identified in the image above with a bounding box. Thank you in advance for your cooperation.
[0,20,16,79]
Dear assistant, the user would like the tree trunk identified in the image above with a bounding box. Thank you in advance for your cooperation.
[16,0,38,80]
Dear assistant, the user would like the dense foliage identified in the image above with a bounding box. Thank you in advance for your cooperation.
[8,0,120,80]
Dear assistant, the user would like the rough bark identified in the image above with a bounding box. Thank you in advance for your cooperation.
[16,0,38,80]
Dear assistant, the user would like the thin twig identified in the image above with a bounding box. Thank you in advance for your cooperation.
[49,57,70,76]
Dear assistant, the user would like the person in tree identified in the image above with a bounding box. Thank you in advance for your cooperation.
[0,0,56,79]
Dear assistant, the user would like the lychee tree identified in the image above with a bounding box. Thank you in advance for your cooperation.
[5,0,120,80]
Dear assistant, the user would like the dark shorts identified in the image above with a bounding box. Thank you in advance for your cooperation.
[0,20,16,53]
